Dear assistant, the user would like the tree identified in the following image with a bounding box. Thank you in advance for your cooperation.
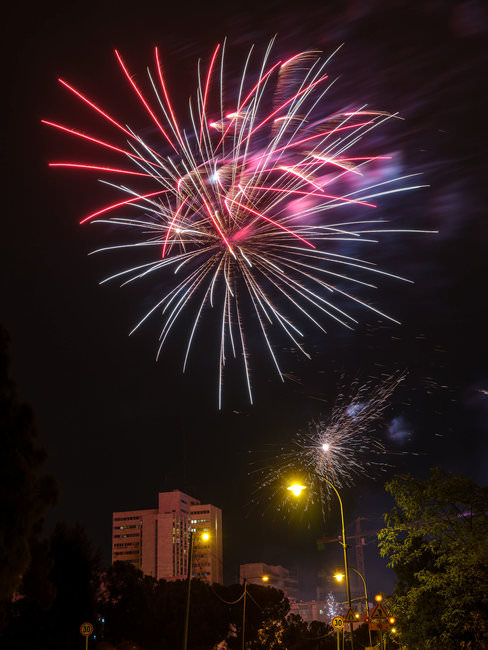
[222,582,290,649]
[0,326,58,600]
[0,523,101,650]
[46,523,102,648]
[99,564,232,650]
[378,468,488,649]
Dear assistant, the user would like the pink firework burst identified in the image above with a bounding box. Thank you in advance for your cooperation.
[44,40,431,407]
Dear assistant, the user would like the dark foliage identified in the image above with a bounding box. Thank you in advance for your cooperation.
[379,468,488,649]
[0,326,58,600]
[0,523,101,650]
[98,563,291,649]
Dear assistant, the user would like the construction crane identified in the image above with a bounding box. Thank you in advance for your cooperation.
[317,516,382,588]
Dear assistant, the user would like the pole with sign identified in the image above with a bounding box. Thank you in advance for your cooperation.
[331,616,344,650]
[80,622,93,650]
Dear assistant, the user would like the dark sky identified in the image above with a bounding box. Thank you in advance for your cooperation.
[3,0,487,599]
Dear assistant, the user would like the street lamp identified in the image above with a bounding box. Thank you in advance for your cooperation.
[334,567,373,648]
[287,484,306,497]
[288,480,355,650]
[240,572,271,649]
[183,529,211,650]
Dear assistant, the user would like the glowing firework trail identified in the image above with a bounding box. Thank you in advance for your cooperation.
[44,42,431,406]
[253,372,406,519]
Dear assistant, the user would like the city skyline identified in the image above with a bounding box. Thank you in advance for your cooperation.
[2,0,486,609]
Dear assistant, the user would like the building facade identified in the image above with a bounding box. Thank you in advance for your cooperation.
[239,563,298,600]
[112,489,223,584]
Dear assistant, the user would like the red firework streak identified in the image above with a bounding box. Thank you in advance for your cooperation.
[44,42,428,406]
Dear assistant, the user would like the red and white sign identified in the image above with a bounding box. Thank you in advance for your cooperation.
[80,622,94,637]
[370,602,389,620]
[331,615,344,631]
[344,607,358,623]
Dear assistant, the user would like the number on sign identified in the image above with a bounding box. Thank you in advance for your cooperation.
[331,616,344,630]
[80,622,94,637]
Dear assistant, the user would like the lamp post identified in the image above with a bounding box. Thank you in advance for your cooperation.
[183,529,210,650]
[242,579,247,650]
[334,567,372,648]
[241,573,270,649]
[288,481,355,650]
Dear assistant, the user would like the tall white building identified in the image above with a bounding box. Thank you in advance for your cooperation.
[112,489,223,584]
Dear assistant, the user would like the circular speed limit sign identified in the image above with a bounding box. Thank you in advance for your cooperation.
[331,616,344,631]
[80,622,94,637]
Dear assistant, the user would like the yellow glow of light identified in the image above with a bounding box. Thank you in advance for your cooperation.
[287,484,306,497]
[201,532,210,542]
[391,628,397,634]
[333,572,345,582]
[261,575,269,582]
[389,617,396,624]
[375,594,383,602]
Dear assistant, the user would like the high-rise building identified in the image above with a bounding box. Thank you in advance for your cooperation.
[239,563,298,600]
[112,489,223,584]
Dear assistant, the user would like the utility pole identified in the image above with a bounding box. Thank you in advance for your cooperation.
[182,530,194,650]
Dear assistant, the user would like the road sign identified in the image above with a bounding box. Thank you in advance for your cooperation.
[331,615,344,631]
[370,620,391,631]
[344,607,357,623]
[80,622,94,637]
[370,601,389,620]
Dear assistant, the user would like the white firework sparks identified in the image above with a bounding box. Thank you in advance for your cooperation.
[44,39,432,406]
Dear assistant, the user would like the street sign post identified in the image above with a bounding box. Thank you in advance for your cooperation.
[369,600,391,648]
[80,622,93,650]
[331,616,344,650]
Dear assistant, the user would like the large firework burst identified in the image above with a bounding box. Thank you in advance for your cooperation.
[252,372,406,519]
[44,40,429,406]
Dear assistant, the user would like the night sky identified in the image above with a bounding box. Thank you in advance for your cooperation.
[3,0,487,599]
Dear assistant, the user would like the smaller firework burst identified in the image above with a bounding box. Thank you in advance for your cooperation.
[252,371,405,520]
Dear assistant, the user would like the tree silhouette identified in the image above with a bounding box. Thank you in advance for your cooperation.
[0,325,58,601]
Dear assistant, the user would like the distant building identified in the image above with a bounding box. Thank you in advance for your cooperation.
[290,600,326,622]
[290,593,344,623]
[112,489,223,584]
[239,563,298,599]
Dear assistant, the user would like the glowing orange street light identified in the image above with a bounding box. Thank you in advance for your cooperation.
[183,530,211,650]
[375,594,383,602]
[289,481,355,650]
[335,567,372,648]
